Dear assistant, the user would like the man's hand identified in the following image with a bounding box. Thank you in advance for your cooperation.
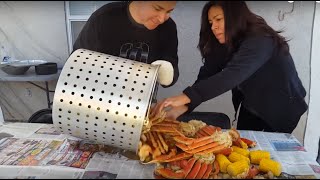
[151,60,174,86]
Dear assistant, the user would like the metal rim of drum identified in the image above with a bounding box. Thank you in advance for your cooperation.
[52,49,159,153]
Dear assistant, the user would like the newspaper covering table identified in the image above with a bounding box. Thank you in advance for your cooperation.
[0,122,319,179]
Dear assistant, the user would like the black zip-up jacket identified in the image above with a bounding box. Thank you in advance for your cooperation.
[183,35,308,133]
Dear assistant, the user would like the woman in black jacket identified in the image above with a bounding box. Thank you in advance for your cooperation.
[151,1,308,133]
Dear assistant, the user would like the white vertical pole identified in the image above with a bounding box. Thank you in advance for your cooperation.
[304,2,320,160]
[0,106,4,125]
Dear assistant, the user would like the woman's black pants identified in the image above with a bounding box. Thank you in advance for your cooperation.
[237,105,275,132]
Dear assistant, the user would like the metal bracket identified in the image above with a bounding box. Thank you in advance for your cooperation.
[278,2,295,21]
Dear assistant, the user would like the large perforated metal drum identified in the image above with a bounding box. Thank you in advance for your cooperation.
[52,49,159,152]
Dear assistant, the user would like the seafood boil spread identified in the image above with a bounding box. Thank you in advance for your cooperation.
[137,111,282,179]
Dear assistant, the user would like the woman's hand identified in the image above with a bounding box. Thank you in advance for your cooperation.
[165,105,188,120]
[150,93,191,118]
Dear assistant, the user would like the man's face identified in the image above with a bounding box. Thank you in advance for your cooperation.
[137,1,177,30]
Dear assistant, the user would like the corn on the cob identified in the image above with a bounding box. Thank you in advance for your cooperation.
[259,158,282,176]
[216,154,232,173]
[250,150,270,164]
[227,160,250,177]
[241,137,257,148]
[239,139,249,149]
[228,152,250,164]
[232,146,250,157]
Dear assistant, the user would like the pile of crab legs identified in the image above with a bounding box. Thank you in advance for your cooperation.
[138,111,258,179]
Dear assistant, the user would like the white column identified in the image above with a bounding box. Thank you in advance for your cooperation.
[304,2,320,160]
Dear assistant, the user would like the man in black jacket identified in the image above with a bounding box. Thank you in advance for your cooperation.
[73,1,179,87]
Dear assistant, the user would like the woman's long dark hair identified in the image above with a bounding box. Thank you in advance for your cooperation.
[198,1,289,58]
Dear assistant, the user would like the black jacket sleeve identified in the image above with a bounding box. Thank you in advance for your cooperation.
[186,52,226,112]
[195,44,228,84]
[183,36,274,112]
[158,19,179,88]
[195,65,213,84]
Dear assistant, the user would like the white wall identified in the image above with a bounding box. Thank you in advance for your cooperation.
[0,1,69,64]
[304,2,320,161]
[0,1,69,120]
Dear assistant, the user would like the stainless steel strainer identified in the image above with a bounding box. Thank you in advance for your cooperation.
[52,49,159,153]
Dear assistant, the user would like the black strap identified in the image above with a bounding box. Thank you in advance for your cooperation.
[232,102,242,128]
[317,138,320,165]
